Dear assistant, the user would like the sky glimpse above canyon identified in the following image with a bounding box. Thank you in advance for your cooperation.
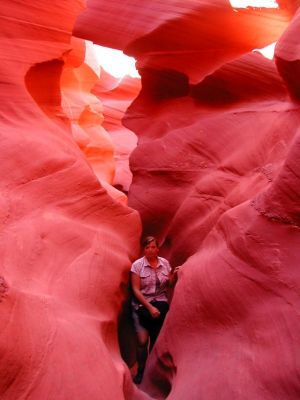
[230,0,278,7]
[93,44,140,78]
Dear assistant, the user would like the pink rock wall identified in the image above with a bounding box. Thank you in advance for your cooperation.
[0,1,144,400]
[126,52,300,266]
[75,1,300,399]
[74,0,293,82]
[2,0,300,400]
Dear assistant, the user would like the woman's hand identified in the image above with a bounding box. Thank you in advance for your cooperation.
[173,266,181,275]
[169,265,181,287]
[148,304,160,319]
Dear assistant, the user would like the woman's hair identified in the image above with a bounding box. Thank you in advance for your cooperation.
[141,236,159,248]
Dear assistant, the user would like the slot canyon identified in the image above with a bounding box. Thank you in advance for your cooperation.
[1,1,300,399]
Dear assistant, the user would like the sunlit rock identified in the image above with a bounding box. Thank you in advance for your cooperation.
[93,71,141,193]
[61,38,128,203]
[61,38,141,197]
[74,0,293,83]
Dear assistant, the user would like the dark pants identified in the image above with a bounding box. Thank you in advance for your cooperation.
[137,301,169,350]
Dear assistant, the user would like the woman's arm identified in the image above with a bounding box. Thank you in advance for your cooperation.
[131,272,160,318]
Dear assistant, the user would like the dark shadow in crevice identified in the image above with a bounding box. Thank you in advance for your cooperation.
[118,296,138,372]
[275,57,300,103]
[144,350,177,398]
[139,68,189,102]
[25,59,64,117]
[191,73,239,106]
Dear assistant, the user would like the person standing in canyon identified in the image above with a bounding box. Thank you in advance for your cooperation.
[131,236,179,384]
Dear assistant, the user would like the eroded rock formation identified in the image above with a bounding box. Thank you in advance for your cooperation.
[0,1,142,400]
[93,71,141,193]
[2,0,300,399]
[75,1,300,399]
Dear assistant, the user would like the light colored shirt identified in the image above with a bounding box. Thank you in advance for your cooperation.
[131,256,171,310]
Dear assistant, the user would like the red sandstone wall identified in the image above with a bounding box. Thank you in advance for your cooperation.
[75,1,300,399]
[0,1,143,399]
[2,0,300,399]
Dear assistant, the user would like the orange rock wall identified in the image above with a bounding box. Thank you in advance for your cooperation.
[92,71,141,193]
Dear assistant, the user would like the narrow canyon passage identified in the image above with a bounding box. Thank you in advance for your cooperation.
[1,1,300,400]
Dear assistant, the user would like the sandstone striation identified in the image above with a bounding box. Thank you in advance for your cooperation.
[2,0,300,400]
[0,1,142,399]
[76,1,300,399]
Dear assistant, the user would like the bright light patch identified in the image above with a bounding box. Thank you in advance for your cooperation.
[254,42,276,59]
[229,0,278,7]
[93,44,140,78]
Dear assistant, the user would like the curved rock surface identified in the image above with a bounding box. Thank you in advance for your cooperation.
[275,7,300,101]
[93,72,141,193]
[76,1,300,399]
[0,1,142,400]
[2,0,300,400]
[74,0,294,83]
[60,39,141,198]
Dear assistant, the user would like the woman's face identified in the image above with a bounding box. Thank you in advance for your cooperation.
[144,240,159,259]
